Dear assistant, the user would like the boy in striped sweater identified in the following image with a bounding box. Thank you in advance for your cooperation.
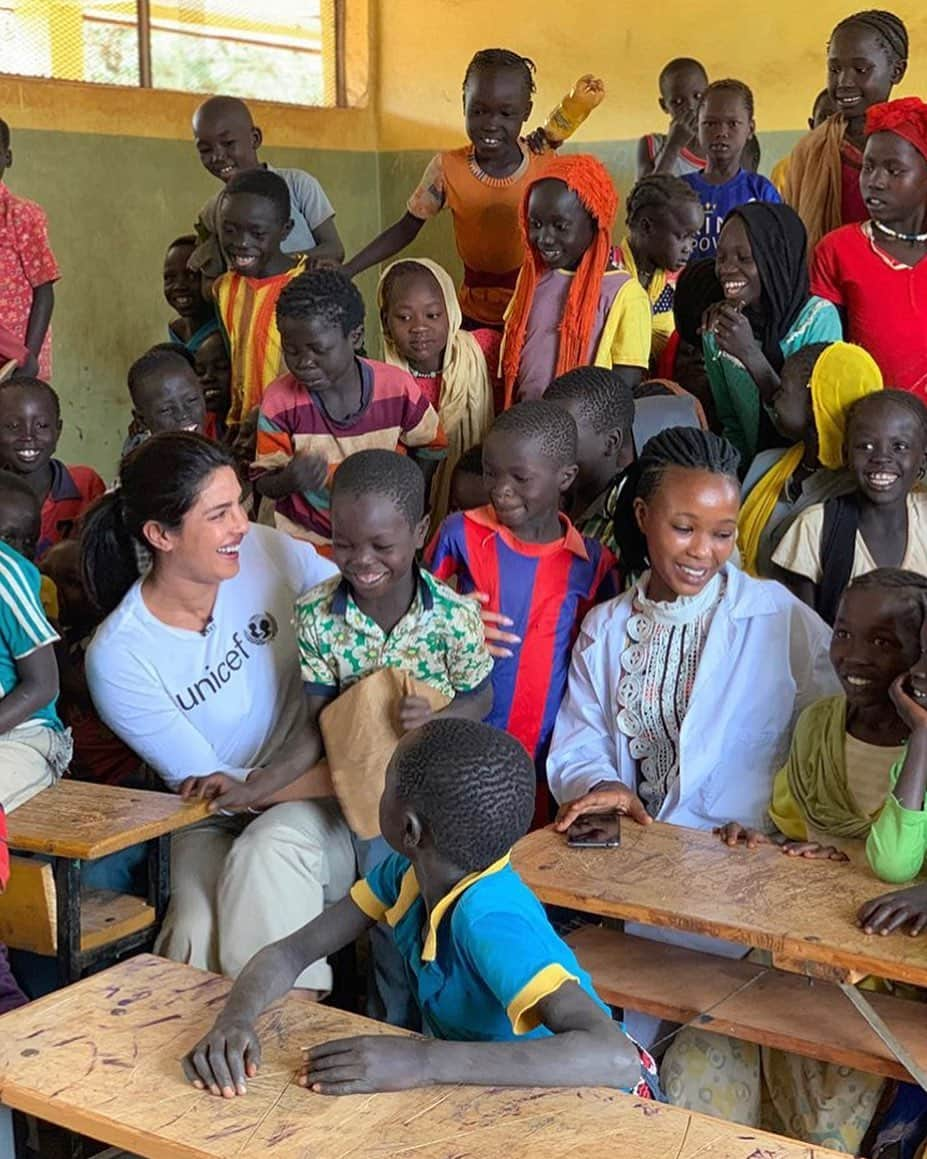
[253,269,446,552]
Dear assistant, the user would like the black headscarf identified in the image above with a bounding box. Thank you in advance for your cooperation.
[672,258,723,348]
[724,202,810,374]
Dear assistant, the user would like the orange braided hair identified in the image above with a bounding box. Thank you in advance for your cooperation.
[501,153,619,408]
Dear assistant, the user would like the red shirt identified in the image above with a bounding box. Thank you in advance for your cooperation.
[0,182,59,380]
[38,459,106,559]
[839,143,868,227]
[811,222,927,399]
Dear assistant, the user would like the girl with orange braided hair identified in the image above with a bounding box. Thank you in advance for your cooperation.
[501,154,651,407]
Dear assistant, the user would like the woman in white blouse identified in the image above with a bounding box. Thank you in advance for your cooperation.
[549,427,838,837]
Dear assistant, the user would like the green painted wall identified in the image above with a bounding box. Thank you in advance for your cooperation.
[10,126,802,478]
[8,131,380,477]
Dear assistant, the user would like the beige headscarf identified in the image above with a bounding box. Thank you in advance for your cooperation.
[378,258,494,526]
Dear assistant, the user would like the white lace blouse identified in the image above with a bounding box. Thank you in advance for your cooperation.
[616,571,726,817]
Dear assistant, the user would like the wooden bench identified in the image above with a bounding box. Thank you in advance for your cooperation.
[0,954,850,1159]
[567,924,927,1082]
[1,781,207,984]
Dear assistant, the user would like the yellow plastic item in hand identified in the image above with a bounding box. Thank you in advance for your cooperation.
[542,75,606,145]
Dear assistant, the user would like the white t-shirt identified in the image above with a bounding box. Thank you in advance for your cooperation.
[86,524,336,790]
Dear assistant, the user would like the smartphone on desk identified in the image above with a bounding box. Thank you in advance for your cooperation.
[566,813,621,848]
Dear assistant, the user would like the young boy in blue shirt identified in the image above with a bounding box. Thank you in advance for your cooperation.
[0,480,71,812]
[183,716,657,1099]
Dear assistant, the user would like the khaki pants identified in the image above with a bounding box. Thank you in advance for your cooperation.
[155,798,356,992]
[0,724,72,813]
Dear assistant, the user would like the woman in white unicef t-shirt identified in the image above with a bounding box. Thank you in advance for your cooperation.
[83,432,353,997]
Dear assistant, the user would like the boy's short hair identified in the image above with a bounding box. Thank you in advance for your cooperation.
[127,344,196,401]
[546,367,634,439]
[331,449,425,527]
[0,470,41,517]
[276,268,365,336]
[658,57,708,92]
[0,376,60,421]
[847,388,927,444]
[391,719,535,873]
[0,119,10,152]
[223,168,291,225]
[453,444,484,477]
[488,401,577,467]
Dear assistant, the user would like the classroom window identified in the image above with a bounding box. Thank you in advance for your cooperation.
[0,0,346,107]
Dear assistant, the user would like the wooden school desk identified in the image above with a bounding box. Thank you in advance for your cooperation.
[4,782,208,984]
[511,822,927,986]
[0,954,849,1159]
[512,823,927,1085]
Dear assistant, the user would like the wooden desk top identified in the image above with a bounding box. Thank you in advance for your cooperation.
[8,782,209,859]
[512,823,927,987]
[0,955,846,1159]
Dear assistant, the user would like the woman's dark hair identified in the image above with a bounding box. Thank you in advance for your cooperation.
[612,428,740,576]
[637,427,741,502]
[80,432,236,617]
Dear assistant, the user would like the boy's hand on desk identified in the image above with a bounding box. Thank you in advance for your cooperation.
[714,822,771,849]
[780,840,849,862]
[554,784,651,832]
[469,591,521,659]
[182,1020,261,1097]
[859,884,927,937]
[300,1035,428,1095]
[398,694,435,732]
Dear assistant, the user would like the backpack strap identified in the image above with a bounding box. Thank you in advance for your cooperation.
[817,492,860,625]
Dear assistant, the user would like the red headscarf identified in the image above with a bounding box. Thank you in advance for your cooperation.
[501,154,618,408]
[866,97,927,161]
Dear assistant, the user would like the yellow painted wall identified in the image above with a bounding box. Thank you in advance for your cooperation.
[4,0,927,476]
[376,0,927,149]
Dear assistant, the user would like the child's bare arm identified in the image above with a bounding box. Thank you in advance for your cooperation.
[24,282,54,365]
[182,896,375,1097]
[342,213,425,280]
[307,216,345,266]
[398,678,493,732]
[0,644,58,734]
[254,451,328,499]
[301,982,642,1096]
[181,692,332,810]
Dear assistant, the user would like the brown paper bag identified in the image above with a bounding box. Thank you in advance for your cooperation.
[319,668,449,838]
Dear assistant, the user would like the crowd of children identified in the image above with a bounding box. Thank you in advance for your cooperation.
[4,15,927,1156]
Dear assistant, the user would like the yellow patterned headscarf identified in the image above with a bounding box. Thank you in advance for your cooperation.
[378,259,493,526]
[738,343,882,576]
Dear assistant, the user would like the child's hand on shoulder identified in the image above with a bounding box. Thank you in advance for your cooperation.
[182,1019,261,1097]
[398,694,435,733]
[299,1035,430,1096]
[468,591,521,659]
[284,449,329,495]
[713,821,772,849]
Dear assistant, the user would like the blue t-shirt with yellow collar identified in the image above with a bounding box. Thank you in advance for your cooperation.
[350,850,609,1042]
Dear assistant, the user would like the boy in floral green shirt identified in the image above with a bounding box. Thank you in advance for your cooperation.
[294,449,493,722]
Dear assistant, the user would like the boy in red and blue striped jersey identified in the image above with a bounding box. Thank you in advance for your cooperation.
[426,401,618,825]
